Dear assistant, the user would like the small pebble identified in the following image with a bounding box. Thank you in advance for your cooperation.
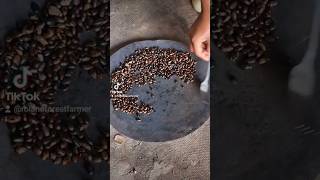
[114,134,125,144]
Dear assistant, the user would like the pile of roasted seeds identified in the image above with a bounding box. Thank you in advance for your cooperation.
[212,0,278,69]
[111,47,196,115]
[0,0,109,165]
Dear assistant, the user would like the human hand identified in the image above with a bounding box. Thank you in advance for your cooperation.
[189,0,210,61]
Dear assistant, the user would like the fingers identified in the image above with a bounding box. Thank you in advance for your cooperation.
[189,43,194,53]
[193,39,205,60]
[205,40,210,61]
[191,39,210,61]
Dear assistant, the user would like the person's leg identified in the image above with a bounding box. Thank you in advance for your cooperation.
[192,0,202,13]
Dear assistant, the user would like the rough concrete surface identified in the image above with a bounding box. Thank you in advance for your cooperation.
[110,0,210,179]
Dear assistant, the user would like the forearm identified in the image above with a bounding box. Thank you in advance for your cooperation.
[189,0,211,61]
[201,0,210,17]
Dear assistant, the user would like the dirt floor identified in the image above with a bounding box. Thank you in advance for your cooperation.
[110,0,210,179]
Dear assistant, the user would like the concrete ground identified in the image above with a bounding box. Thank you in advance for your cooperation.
[110,0,210,179]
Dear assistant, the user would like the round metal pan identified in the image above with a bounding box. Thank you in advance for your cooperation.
[110,40,210,142]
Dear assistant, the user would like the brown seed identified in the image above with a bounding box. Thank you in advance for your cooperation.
[114,134,125,144]
[35,36,48,46]
[13,138,24,143]
[60,0,72,6]
[1,0,110,166]
[6,115,21,123]
[16,146,28,154]
[48,6,62,16]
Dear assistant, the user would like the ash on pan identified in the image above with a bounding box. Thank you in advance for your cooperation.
[111,47,197,116]
[212,0,278,69]
[0,0,109,165]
